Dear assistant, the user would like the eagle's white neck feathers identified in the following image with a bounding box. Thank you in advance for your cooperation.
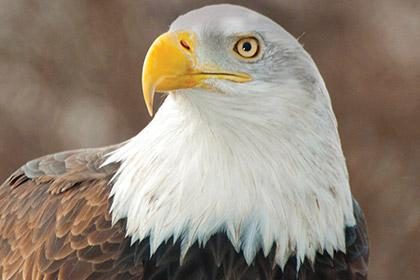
[105,80,355,268]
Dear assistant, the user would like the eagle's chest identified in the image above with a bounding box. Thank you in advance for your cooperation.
[107,105,355,269]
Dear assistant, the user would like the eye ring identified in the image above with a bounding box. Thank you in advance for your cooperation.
[234,37,260,59]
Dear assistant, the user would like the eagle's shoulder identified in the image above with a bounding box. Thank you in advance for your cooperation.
[5,145,120,194]
[0,145,145,279]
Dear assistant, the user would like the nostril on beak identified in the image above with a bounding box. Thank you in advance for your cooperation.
[180,40,191,51]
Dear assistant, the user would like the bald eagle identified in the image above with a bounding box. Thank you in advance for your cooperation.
[0,4,368,280]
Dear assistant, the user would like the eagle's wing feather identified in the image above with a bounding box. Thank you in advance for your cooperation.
[0,145,145,280]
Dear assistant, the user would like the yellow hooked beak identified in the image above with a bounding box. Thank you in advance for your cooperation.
[141,31,252,116]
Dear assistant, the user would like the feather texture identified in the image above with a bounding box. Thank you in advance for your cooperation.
[0,147,368,279]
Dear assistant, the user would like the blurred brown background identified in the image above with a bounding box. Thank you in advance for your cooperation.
[0,0,419,279]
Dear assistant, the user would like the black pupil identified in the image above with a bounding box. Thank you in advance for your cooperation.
[242,41,252,52]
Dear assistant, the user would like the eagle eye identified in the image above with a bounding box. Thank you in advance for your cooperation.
[234,37,260,59]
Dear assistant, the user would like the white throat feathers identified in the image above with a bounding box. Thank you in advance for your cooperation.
[105,82,355,268]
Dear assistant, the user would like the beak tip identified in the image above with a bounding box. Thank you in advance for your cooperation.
[144,95,154,117]
[147,107,154,117]
[142,82,155,117]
